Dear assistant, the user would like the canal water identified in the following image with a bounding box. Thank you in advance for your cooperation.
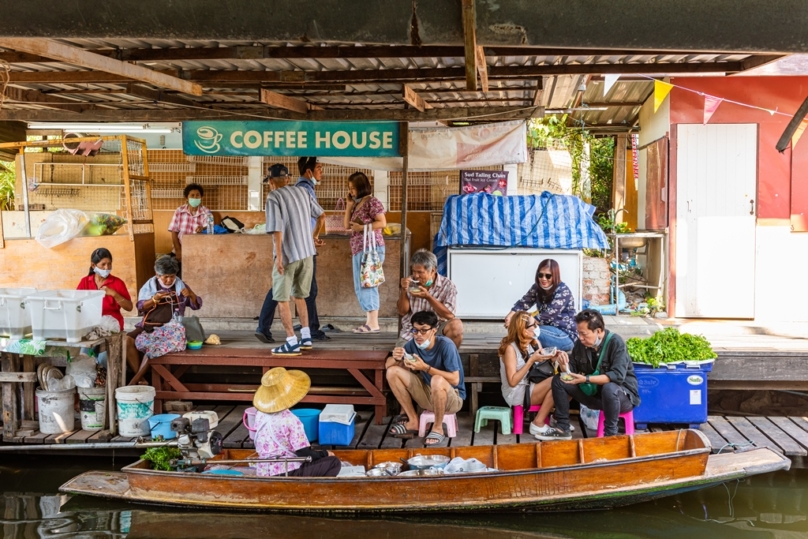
[1,455,806,539]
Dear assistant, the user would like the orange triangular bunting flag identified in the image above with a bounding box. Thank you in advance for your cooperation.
[654,80,674,112]
[792,119,808,148]
[703,95,723,124]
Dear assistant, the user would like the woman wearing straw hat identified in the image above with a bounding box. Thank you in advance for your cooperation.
[253,367,341,477]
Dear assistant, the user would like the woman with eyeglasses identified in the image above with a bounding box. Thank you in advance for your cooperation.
[504,259,577,352]
[498,311,557,438]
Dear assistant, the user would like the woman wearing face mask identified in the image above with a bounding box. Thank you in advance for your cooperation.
[76,247,133,331]
[498,311,556,438]
[343,171,387,334]
[168,183,211,275]
[125,255,202,379]
[504,259,577,352]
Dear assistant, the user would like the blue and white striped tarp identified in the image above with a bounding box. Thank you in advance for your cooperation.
[433,192,609,274]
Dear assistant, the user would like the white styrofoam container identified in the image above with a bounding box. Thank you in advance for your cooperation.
[25,290,104,343]
[320,404,355,425]
[0,288,37,339]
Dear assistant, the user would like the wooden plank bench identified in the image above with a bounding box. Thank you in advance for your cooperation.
[146,348,389,424]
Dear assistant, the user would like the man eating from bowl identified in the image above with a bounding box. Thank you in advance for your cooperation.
[386,311,465,447]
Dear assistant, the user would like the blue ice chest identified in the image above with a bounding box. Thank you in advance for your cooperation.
[318,414,356,446]
[632,360,714,430]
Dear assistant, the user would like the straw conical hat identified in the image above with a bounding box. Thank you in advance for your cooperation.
[253,367,311,414]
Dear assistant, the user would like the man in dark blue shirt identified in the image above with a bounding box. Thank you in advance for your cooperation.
[387,311,465,447]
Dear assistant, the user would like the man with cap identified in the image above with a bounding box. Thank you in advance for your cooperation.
[295,156,328,341]
[253,367,341,477]
[255,163,288,343]
[262,163,326,355]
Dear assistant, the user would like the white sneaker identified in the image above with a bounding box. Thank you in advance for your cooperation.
[529,423,552,437]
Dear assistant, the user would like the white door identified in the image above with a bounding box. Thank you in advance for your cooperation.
[676,124,757,318]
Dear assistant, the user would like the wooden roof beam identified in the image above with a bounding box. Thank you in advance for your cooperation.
[0,38,203,96]
[2,86,98,112]
[126,83,198,107]
[737,54,787,72]
[402,84,432,112]
[5,60,742,86]
[462,0,478,91]
[0,105,540,122]
[476,46,489,92]
[259,88,322,114]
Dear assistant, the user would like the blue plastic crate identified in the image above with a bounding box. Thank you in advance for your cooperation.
[318,415,356,446]
[632,361,713,430]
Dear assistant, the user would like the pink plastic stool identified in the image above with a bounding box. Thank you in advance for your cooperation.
[418,411,458,438]
[596,410,635,437]
[512,405,551,435]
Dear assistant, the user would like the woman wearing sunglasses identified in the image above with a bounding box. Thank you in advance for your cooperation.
[498,311,557,438]
[504,259,577,352]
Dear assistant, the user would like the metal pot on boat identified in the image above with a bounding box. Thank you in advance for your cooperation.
[398,468,445,477]
[372,461,403,475]
[405,455,450,471]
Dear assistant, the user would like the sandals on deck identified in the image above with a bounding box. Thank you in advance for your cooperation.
[389,423,418,439]
[425,423,449,447]
[352,324,380,334]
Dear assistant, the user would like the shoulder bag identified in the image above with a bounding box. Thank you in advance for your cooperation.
[360,224,385,288]
[525,344,555,384]
[325,198,352,235]
[141,292,179,332]
[579,332,614,396]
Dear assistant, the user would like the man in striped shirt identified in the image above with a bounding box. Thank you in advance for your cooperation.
[264,164,326,355]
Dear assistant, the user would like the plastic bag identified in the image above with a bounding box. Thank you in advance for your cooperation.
[579,404,600,431]
[35,209,89,248]
[65,355,97,389]
[444,457,487,474]
[82,212,127,236]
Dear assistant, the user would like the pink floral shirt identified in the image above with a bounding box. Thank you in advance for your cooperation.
[253,409,310,477]
[349,196,385,255]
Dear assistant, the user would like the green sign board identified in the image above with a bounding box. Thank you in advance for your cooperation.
[182,121,400,157]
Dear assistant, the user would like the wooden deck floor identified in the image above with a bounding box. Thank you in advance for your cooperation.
[4,402,808,467]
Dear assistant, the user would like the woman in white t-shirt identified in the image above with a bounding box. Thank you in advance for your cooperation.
[498,311,556,438]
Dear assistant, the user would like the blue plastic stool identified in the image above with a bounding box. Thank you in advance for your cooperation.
[474,406,513,435]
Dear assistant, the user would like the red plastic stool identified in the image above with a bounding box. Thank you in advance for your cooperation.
[596,410,635,437]
[512,404,551,435]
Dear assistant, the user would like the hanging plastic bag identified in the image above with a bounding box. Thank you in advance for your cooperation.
[82,212,127,236]
[35,209,89,248]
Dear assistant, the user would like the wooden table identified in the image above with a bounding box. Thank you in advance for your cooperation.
[147,348,389,424]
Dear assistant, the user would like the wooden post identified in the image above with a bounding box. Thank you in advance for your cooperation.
[21,356,34,422]
[106,334,122,436]
[1,353,20,440]
[119,135,135,241]
[398,122,409,335]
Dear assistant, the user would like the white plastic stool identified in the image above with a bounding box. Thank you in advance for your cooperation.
[418,411,458,438]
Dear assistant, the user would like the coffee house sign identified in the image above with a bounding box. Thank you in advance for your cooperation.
[182,121,400,157]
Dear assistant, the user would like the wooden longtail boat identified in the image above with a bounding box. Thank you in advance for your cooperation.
[60,430,789,513]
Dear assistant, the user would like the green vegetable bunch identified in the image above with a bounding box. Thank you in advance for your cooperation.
[141,446,182,471]
[626,327,716,368]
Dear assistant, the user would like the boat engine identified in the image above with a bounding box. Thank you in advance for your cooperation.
[170,416,223,460]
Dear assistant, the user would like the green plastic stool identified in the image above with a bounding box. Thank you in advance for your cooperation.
[474,406,513,435]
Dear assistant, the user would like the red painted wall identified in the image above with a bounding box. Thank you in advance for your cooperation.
[670,76,808,224]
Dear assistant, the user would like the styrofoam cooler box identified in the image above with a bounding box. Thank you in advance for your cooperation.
[319,404,356,446]
[25,290,104,343]
[0,288,37,339]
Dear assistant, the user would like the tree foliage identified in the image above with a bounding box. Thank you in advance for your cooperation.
[0,161,14,211]
[527,117,614,214]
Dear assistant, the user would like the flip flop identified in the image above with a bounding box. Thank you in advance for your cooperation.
[425,430,449,447]
[388,423,417,439]
[352,324,380,334]
[392,414,409,425]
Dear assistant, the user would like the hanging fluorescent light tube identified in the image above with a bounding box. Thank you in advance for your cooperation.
[27,123,175,133]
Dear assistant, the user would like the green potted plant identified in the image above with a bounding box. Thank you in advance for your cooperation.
[626,328,716,429]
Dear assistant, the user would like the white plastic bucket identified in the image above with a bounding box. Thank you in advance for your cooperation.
[115,386,155,436]
[36,388,76,434]
[243,407,257,440]
[78,387,106,430]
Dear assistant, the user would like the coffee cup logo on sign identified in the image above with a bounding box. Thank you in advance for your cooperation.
[194,126,223,154]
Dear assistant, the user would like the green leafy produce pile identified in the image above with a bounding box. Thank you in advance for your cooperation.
[626,328,716,368]
[141,446,182,471]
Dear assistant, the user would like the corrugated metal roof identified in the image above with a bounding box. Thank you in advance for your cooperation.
[0,38,766,130]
